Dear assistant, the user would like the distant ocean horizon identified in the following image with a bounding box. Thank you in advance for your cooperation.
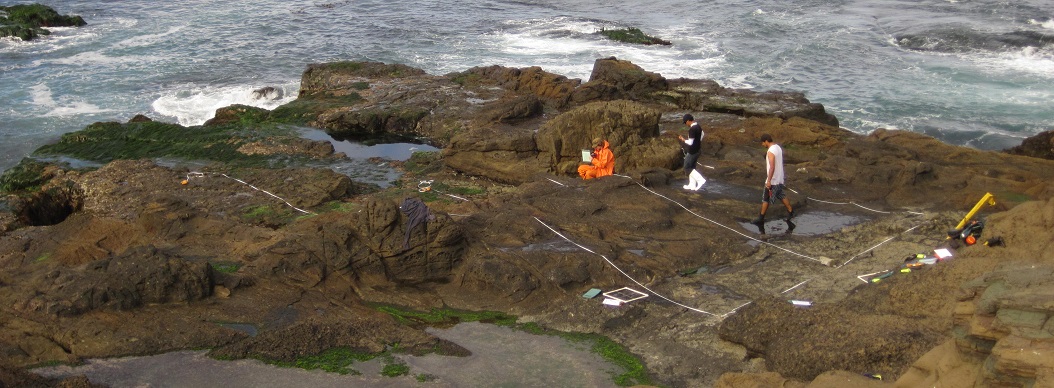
[2,0,1053,173]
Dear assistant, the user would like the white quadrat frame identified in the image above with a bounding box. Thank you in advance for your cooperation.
[602,287,649,304]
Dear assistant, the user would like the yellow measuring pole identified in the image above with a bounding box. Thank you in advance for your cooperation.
[954,192,996,231]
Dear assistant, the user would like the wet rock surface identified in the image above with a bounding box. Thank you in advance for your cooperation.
[1006,129,1054,160]
[2,59,1054,387]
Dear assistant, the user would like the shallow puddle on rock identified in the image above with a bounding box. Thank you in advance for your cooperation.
[738,210,867,237]
[405,322,623,387]
[217,322,258,337]
[299,127,439,188]
[299,127,438,160]
[33,322,624,388]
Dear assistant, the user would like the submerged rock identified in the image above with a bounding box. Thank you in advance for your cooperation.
[0,4,86,41]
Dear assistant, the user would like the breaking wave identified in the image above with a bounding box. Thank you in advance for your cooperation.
[151,84,298,126]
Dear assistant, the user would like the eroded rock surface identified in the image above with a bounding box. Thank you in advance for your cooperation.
[3,59,1054,387]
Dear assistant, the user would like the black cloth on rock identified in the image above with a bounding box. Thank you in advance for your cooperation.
[399,197,434,250]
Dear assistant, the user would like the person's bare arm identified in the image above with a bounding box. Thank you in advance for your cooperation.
[766,151,776,188]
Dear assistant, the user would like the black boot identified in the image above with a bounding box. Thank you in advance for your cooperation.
[750,214,765,226]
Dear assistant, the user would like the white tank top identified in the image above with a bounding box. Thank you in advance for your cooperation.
[766,144,785,185]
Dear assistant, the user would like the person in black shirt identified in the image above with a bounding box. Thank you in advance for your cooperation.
[678,114,707,191]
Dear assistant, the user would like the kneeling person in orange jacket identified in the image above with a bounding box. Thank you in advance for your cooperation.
[578,137,614,179]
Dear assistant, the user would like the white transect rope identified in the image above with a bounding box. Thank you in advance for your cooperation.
[610,174,925,266]
[856,269,891,283]
[444,193,470,201]
[546,178,567,187]
[538,175,928,313]
[835,224,921,268]
[780,279,811,294]
[611,174,826,264]
[185,172,316,215]
[722,301,753,318]
[419,179,471,202]
[534,217,723,317]
[786,187,925,216]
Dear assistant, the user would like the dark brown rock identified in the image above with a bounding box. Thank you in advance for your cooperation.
[6,58,1054,388]
[16,246,213,316]
[299,61,427,97]
[1005,130,1054,160]
[457,65,581,108]
[536,100,676,175]
[570,57,669,103]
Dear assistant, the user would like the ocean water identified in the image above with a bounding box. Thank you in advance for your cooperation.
[2,0,1053,173]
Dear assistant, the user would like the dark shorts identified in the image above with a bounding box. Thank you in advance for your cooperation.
[762,184,787,203]
[682,152,700,173]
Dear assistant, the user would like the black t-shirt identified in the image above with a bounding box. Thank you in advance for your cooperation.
[687,123,703,154]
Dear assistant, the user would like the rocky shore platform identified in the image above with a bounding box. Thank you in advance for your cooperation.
[2,58,1053,387]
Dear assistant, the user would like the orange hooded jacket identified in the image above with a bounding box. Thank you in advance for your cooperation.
[578,140,614,179]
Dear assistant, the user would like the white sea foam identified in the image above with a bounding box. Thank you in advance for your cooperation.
[1028,18,1054,30]
[29,83,110,116]
[964,46,1054,77]
[486,17,723,80]
[723,74,754,89]
[113,26,185,49]
[43,51,126,66]
[151,84,299,126]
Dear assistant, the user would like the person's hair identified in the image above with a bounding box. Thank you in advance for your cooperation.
[759,133,774,143]
[682,114,694,123]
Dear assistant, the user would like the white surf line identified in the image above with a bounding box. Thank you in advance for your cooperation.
[534,217,724,317]
[611,174,825,264]
[185,172,316,215]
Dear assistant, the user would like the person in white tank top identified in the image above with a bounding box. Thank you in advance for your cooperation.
[750,133,794,232]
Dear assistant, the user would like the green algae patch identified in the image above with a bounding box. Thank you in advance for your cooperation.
[270,93,364,125]
[423,181,485,201]
[269,347,376,375]
[518,323,655,387]
[0,4,87,41]
[0,158,50,193]
[258,345,424,378]
[32,120,295,167]
[380,360,410,377]
[450,72,484,87]
[598,28,671,46]
[240,204,299,227]
[205,104,273,127]
[404,151,443,175]
[318,61,426,79]
[320,200,360,213]
[210,261,241,274]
